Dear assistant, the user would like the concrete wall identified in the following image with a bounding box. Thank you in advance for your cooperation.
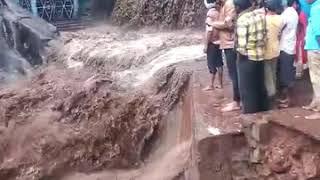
[91,0,116,17]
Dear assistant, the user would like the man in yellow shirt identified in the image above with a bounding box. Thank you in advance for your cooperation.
[264,0,284,108]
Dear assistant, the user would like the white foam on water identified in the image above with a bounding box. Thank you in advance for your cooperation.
[132,44,204,86]
[65,40,84,69]
[67,59,84,69]
[207,126,221,136]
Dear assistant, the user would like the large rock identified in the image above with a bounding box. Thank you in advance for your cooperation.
[112,0,207,28]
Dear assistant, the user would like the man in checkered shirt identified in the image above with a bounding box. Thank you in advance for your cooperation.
[234,0,269,114]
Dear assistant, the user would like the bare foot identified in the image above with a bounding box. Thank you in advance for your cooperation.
[302,102,316,111]
[312,107,320,112]
[305,113,320,120]
[202,86,214,91]
[221,102,240,112]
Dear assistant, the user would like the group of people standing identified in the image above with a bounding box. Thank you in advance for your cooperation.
[204,0,320,118]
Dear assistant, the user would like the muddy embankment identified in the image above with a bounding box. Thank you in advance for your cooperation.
[0,25,205,180]
[195,118,320,180]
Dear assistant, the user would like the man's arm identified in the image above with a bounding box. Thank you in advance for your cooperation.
[317,36,320,46]
[212,2,236,30]
[235,18,248,55]
[311,9,320,46]
[204,24,213,53]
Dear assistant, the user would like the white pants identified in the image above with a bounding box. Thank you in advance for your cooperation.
[308,50,320,108]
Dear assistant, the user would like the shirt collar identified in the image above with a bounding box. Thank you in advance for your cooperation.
[238,8,253,18]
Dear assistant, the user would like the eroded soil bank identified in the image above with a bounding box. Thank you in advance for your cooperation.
[191,60,320,180]
[196,118,320,180]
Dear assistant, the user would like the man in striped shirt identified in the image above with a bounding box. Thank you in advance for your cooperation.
[234,0,269,113]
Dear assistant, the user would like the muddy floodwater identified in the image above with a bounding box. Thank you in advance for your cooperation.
[0,26,203,180]
[1,25,320,180]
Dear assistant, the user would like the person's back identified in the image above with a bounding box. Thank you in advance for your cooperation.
[303,0,320,119]
[280,6,299,55]
[236,9,266,61]
[263,11,283,105]
[278,0,299,108]
[264,14,283,60]
[206,8,220,43]
[234,0,270,114]
[305,0,320,50]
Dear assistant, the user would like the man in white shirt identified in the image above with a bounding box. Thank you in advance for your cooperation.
[278,0,299,108]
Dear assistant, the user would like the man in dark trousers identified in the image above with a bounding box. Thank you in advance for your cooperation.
[212,0,240,112]
[234,0,269,114]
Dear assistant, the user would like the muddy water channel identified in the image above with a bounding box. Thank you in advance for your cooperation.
[1,26,320,180]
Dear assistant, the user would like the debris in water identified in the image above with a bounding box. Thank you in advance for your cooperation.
[0,64,191,179]
[67,59,84,69]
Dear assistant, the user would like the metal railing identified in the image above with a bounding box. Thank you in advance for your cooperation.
[18,0,79,22]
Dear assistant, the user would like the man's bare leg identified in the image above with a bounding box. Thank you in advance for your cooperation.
[279,88,290,108]
[203,71,216,91]
[303,98,318,111]
[216,67,223,89]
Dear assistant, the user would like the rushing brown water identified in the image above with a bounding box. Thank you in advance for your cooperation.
[0,26,203,180]
[2,23,320,180]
